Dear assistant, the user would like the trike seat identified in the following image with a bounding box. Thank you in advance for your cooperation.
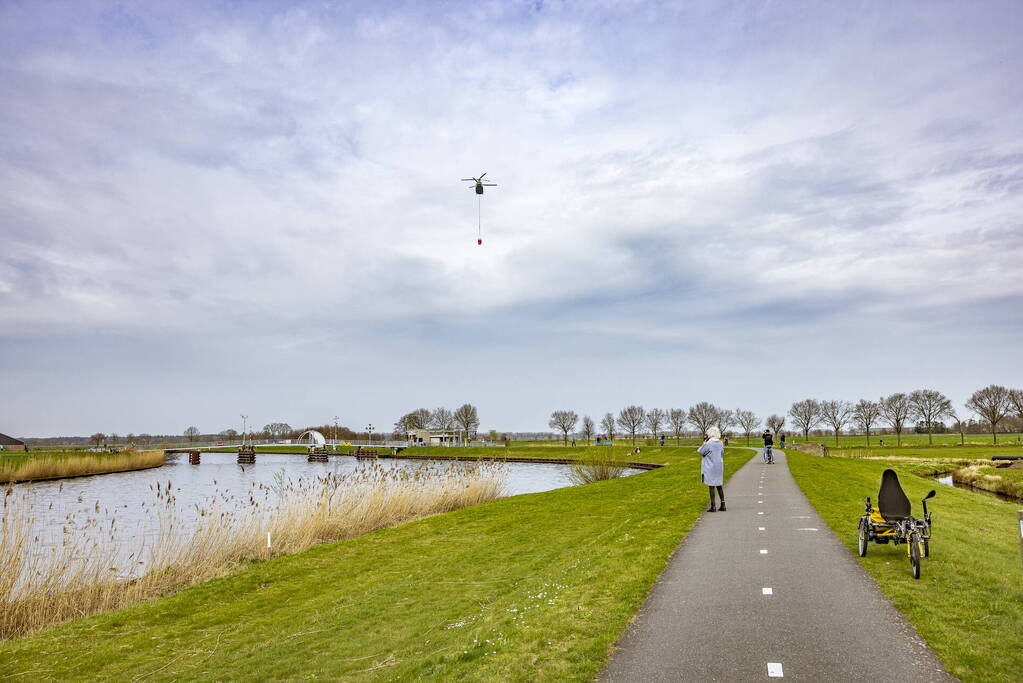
[877,469,911,522]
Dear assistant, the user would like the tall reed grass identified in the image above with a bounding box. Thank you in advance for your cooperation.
[0,451,166,483]
[0,463,504,638]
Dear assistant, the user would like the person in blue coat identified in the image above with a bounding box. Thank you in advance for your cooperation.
[698,427,726,512]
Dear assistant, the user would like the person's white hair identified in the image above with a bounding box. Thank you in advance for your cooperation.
[706,426,721,440]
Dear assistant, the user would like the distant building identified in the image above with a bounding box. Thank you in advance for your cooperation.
[406,429,462,445]
[0,433,27,451]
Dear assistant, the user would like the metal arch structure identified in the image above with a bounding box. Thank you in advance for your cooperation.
[296,430,327,447]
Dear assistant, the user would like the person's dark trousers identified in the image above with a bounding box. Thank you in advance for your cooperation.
[707,485,725,511]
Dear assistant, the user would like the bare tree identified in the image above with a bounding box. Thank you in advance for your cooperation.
[766,414,785,435]
[687,402,718,437]
[879,393,912,446]
[600,412,616,442]
[262,423,291,441]
[549,410,579,445]
[617,405,646,444]
[852,399,881,447]
[788,399,822,440]
[1008,389,1023,432]
[947,406,968,446]
[453,403,481,439]
[184,426,200,443]
[219,428,239,439]
[734,409,760,445]
[645,408,666,440]
[909,389,952,445]
[408,408,431,429]
[714,408,736,436]
[668,408,687,444]
[429,407,455,431]
[820,400,853,445]
[581,415,595,442]
[966,385,1011,443]
[90,432,106,447]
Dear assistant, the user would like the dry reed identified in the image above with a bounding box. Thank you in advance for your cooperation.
[0,451,166,483]
[950,465,1023,500]
[567,454,627,485]
[0,462,505,638]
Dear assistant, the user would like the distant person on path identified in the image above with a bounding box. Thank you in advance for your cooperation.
[698,427,725,512]
[762,429,774,464]
[780,433,786,449]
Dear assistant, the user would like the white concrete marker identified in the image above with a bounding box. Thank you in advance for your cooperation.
[768,662,784,677]
[760,549,768,554]
[762,587,773,595]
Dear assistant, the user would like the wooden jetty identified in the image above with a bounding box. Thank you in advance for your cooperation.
[237,447,256,464]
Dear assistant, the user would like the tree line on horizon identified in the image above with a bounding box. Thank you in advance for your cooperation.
[785,384,1023,445]
[547,403,767,445]
[548,385,1023,447]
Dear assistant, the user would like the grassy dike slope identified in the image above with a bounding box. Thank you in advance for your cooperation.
[0,448,752,681]
[788,451,1023,683]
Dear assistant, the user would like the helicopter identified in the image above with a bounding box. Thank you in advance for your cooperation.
[461,172,498,245]
[461,172,497,195]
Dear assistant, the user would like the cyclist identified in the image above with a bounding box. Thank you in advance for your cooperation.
[762,429,774,464]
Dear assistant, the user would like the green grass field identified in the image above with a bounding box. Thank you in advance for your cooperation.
[0,446,753,681]
[787,451,1023,683]
[786,432,1023,448]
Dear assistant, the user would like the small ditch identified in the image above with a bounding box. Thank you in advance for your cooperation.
[931,473,1020,503]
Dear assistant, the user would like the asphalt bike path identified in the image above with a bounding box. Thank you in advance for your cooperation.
[600,449,955,682]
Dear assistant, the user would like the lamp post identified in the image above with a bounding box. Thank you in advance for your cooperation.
[241,414,248,447]
[333,416,339,451]
[365,423,374,445]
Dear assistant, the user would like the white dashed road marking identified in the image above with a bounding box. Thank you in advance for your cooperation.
[762,587,773,595]
[758,526,765,530]
[796,528,819,531]
[760,549,768,554]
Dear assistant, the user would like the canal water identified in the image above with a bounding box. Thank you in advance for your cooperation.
[8,453,646,577]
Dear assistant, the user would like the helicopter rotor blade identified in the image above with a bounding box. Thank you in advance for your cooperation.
[478,172,487,180]
[460,178,474,181]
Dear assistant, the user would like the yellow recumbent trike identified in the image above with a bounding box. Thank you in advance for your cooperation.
[857,469,936,579]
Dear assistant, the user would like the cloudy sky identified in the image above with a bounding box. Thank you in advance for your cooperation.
[2,1,1021,437]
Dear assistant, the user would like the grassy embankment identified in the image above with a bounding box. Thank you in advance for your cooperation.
[787,432,1023,447]
[0,450,165,483]
[0,446,753,680]
[788,451,1023,683]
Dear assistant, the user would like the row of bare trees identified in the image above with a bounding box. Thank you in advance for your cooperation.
[549,403,768,445]
[787,385,1023,445]
[394,404,481,438]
